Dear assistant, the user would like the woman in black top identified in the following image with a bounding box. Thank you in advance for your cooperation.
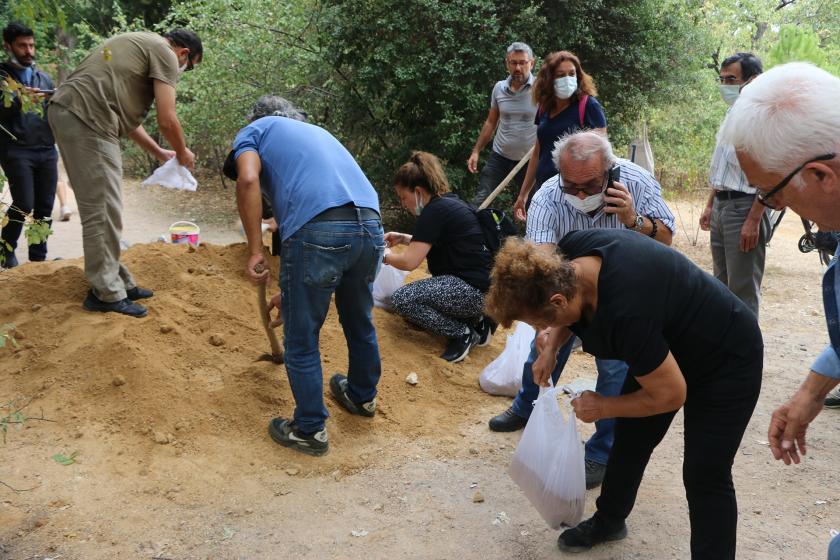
[486,230,763,560]
[384,151,493,363]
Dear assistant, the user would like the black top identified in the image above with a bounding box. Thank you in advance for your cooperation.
[412,193,492,291]
[0,62,55,151]
[558,229,762,381]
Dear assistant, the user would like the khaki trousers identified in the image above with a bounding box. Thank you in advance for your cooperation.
[48,105,136,302]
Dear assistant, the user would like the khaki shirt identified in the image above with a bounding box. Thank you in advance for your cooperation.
[52,32,179,140]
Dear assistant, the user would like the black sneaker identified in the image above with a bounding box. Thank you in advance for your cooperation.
[488,407,528,432]
[557,515,628,553]
[440,328,480,363]
[126,286,154,301]
[825,387,840,409]
[1,252,18,269]
[585,459,606,489]
[329,374,376,417]
[83,290,147,317]
[267,417,328,457]
[475,316,498,347]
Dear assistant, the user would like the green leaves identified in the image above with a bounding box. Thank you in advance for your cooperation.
[0,324,18,350]
[52,451,79,466]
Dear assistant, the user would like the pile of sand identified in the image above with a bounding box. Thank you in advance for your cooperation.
[0,242,515,476]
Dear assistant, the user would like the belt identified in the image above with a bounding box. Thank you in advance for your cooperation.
[310,204,380,222]
[714,190,754,201]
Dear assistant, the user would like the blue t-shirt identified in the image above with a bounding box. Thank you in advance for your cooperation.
[232,117,380,241]
[534,96,607,189]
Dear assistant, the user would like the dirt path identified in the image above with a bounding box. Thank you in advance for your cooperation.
[0,192,838,560]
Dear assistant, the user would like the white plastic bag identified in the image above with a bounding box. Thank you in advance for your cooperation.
[372,264,409,310]
[508,386,586,529]
[628,121,655,174]
[479,321,535,396]
[141,157,198,192]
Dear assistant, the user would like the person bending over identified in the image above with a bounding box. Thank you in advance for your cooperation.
[384,151,493,363]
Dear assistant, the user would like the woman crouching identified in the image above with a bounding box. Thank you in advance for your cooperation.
[384,151,494,362]
[486,230,762,560]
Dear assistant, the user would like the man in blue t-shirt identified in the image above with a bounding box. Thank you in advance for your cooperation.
[227,95,385,457]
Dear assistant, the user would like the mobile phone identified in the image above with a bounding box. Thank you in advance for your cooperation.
[39,89,55,95]
[605,165,621,207]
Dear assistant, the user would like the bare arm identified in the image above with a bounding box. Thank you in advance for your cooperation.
[467,107,501,173]
[385,241,432,271]
[513,139,541,221]
[127,125,172,163]
[572,352,686,422]
[699,191,714,231]
[235,151,269,284]
[153,79,194,169]
[739,197,766,252]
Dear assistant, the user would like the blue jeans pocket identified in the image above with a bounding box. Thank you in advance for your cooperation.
[367,244,386,283]
[303,241,351,288]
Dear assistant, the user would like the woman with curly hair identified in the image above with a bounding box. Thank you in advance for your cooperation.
[486,231,762,560]
[384,151,493,362]
[513,50,607,221]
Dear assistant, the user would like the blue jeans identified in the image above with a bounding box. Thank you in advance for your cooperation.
[510,334,628,465]
[280,217,385,433]
[829,533,840,560]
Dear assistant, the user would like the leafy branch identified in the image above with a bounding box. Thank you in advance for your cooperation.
[1,398,56,444]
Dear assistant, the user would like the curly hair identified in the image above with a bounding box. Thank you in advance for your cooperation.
[393,151,451,197]
[532,51,598,112]
[485,238,578,328]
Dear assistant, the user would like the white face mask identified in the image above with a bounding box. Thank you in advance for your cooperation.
[414,191,425,216]
[178,61,188,75]
[554,76,577,100]
[718,84,740,106]
[564,192,604,214]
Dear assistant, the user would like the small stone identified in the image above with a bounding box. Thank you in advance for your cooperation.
[153,431,170,444]
[209,334,225,347]
[112,375,126,387]
[33,517,48,528]
[73,431,83,439]
[12,329,25,340]
[373,503,384,512]
[405,372,419,385]
[187,267,196,274]
[160,325,173,334]
[285,468,299,476]
[469,448,479,455]
[31,304,42,312]
[473,491,485,503]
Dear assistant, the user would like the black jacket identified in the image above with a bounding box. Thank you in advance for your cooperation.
[0,61,55,151]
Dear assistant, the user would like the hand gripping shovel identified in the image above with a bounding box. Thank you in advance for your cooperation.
[253,263,284,364]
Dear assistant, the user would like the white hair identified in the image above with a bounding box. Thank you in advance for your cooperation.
[552,130,616,172]
[718,62,840,177]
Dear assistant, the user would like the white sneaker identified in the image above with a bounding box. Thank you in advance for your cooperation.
[59,206,73,221]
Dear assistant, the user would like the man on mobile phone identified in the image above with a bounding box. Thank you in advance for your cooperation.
[0,22,58,267]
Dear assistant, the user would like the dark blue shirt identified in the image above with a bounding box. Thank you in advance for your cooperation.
[534,96,607,189]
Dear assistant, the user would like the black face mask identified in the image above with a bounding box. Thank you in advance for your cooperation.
[222,149,238,180]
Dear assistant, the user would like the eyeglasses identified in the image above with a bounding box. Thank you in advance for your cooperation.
[507,60,531,67]
[718,75,740,85]
[561,173,607,196]
[755,153,836,209]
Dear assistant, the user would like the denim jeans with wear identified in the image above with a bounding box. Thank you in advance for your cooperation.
[510,334,628,465]
[280,216,385,434]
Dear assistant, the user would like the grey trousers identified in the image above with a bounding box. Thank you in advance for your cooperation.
[470,150,527,208]
[710,196,770,316]
[48,106,136,302]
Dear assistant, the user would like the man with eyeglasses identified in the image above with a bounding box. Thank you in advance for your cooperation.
[699,52,767,317]
[467,42,537,208]
[487,130,675,489]
[48,29,202,317]
[719,61,840,560]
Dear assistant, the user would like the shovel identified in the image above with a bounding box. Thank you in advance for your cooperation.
[253,263,284,364]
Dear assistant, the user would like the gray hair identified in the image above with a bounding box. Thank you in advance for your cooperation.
[506,42,533,60]
[552,130,616,172]
[718,62,840,178]
[247,95,308,123]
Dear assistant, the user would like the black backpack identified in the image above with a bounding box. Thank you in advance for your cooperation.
[475,208,518,256]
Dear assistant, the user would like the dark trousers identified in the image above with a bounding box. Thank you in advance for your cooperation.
[470,150,527,208]
[0,146,58,261]
[593,328,763,559]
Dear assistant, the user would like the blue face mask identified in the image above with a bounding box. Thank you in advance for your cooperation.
[414,191,424,216]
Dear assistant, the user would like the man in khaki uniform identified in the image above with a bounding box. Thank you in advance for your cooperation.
[48,29,202,317]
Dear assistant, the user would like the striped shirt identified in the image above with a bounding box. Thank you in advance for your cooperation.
[708,138,754,194]
[526,158,676,245]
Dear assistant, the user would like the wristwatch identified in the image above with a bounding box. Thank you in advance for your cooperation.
[629,213,645,232]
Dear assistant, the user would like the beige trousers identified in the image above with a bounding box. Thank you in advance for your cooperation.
[48,105,136,302]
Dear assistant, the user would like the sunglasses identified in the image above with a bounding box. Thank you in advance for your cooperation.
[756,153,836,209]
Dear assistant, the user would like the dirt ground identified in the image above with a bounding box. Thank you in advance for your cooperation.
[0,182,838,560]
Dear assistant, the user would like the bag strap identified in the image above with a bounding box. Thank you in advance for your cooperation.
[578,94,588,127]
